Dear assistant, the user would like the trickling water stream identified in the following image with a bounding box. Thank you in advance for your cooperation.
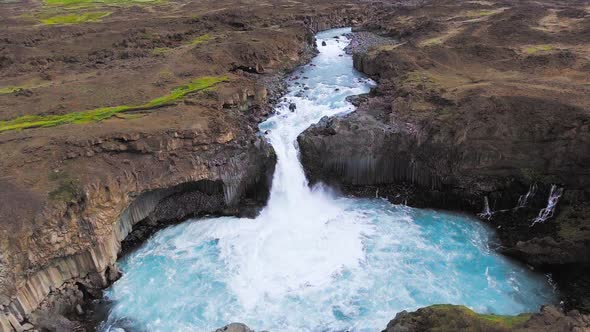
[101,28,556,332]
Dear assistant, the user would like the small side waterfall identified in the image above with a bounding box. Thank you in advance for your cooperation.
[478,196,493,220]
[517,183,538,208]
[531,185,563,226]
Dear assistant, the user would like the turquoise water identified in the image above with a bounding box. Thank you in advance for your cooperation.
[101,28,556,332]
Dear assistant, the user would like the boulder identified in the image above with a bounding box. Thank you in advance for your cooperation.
[215,322,254,332]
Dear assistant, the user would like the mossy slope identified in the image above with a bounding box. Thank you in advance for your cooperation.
[0,82,49,94]
[44,0,161,8]
[189,34,212,46]
[0,86,24,94]
[385,305,532,332]
[0,76,228,133]
[40,11,111,24]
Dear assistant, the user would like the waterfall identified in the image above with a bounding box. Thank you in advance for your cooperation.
[102,28,558,332]
[206,27,377,311]
[517,183,538,208]
[478,196,492,220]
[531,185,563,226]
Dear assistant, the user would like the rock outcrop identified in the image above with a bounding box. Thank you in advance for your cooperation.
[383,305,590,332]
[215,322,254,332]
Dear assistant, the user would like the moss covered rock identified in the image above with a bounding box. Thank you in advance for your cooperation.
[383,305,590,332]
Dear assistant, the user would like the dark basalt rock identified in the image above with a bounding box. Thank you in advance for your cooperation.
[215,322,254,332]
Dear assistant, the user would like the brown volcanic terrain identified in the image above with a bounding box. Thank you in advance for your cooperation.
[1,0,590,330]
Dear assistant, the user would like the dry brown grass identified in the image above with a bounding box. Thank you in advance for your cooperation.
[535,10,585,33]
[466,1,495,6]
[419,27,464,47]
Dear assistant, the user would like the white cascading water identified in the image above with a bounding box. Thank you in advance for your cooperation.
[101,28,556,332]
[531,184,563,226]
[478,196,492,220]
[518,183,538,208]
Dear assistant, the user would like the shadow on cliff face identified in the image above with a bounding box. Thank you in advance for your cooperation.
[119,175,274,256]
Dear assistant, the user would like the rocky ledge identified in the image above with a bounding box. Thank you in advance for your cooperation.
[299,0,590,314]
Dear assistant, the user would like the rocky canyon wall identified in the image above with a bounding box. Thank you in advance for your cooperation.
[298,0,590,313]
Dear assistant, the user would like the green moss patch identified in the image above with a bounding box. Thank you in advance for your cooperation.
[143,76,227,107]
[0,86,23,94]
[189,34,213,46]
[478,312,532,327]
[34,0,161,23]
[430,305,532,327]
[0,82,49,94]
[0,76,228,133]
[39,11,111,24]
[525,44,555,54]
[44,0,161,8]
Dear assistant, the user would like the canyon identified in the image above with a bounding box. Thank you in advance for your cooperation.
[0,0,589,331]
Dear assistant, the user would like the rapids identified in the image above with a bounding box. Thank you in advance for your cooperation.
[101,28,556,332]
